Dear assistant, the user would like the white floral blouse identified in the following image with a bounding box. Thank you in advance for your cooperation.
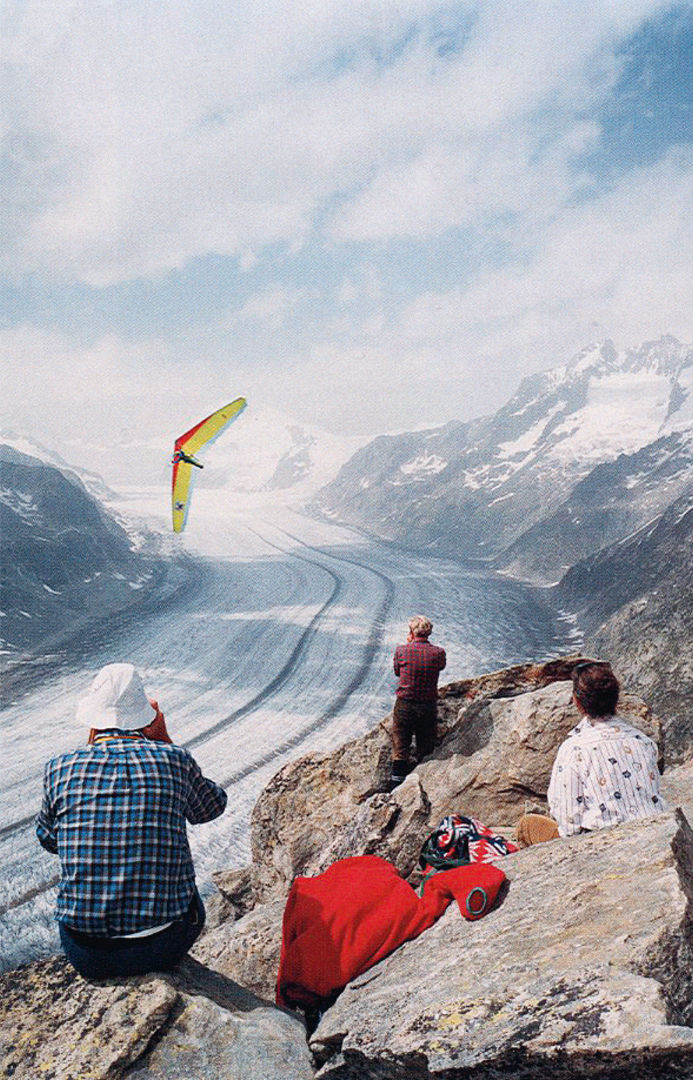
[547,716,668,837]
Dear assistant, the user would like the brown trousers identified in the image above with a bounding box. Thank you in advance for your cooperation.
[391,697,437,763]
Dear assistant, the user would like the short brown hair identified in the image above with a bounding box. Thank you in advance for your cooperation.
[572,661,619,718]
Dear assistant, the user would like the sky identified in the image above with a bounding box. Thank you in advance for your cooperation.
[1,0,692,479]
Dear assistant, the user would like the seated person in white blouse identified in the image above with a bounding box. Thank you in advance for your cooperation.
[516,661,667,846]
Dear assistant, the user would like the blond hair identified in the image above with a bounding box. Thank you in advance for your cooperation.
[408,615,433,638]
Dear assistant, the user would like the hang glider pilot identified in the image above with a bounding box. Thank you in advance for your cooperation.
[173,448,204,468]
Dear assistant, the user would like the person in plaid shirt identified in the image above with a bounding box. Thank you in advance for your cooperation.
[390,616,446,789]
[36,663,227,978]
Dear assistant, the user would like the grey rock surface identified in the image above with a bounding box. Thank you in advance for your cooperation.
[418,681,659,827]
[193,658,670,1014]
[310,810,693,1079]
[587,569,693,766]
[558,475,693,765]
[662,759,693,822]
[193,898,286,1003]
[4,658,690,1079]
[0,954,313,1080]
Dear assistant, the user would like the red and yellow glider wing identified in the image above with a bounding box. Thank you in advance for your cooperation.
[172,396,247,533]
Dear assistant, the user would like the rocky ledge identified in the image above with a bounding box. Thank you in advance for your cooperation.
[0,954,313,1079]
[3,657,693,1079]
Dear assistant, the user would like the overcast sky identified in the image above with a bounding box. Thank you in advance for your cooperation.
[2,1,692,464]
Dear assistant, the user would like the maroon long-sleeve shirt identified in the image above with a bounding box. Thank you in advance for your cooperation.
[393,638,446,702]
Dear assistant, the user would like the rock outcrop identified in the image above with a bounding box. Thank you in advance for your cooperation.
[217,658,660,915]
[193,657,664,1008]
[4,656,693,1080]
[662,758,693,823]
[0,954,313,1080]
[311,809,693,1079]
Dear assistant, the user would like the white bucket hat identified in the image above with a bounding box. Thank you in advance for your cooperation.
[76,663,154,730]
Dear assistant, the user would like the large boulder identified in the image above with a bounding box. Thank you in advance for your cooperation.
[310,809,693,1079]
[418,681,658,827]
[193,658,666,1010]
[193,898,286,1003]
[4,657,686,1080]
[0,954,314,1080]
[196,756,693,1020]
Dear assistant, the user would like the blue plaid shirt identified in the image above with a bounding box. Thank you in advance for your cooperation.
[36,732,227,936]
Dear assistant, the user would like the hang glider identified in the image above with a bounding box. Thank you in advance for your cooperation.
[171,397,247,532]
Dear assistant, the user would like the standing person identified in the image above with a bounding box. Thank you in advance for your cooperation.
[516,660,668,846]
[390,616,446,789]
[36,662,227,979]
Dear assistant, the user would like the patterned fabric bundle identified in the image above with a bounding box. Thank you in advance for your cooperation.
[420,814,518,875]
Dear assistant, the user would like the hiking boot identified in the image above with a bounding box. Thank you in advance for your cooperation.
[389,760,409,791]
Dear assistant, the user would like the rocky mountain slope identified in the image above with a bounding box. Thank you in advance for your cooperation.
[0,444,169,667]
[557,481,693,763]
[312,336,693,583]
[498,428,693,583]
[5,658,693,1079]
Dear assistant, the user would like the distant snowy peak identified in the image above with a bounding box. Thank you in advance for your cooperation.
[493,336,693,479]
[0,431,82,474]
[1,409,368,512]
[0,431,117,502]
[512,337,692,416]
[196,407,367,496]
[624,335,693,378]
[313,334,693,574]
[555,335,690,384]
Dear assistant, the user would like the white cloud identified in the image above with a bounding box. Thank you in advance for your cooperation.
[0,325,193,445]
[329,121,601,242]
[229,286,312,330]
[398,147,693,377]
[1,0,690,451]
[1,0,676,284]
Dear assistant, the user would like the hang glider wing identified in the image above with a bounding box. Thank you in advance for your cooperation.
[172,397,247,533]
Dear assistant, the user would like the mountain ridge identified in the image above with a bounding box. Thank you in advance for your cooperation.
[311,335,693,576]
[0,444,176,674]
[310,333,693,758]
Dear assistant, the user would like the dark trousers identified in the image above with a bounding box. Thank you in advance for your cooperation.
[59,889,205,980]
[391,697,437,766]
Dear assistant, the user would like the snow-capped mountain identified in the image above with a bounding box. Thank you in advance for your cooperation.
[191,407,367,497]
[312,336,693,580]
[498,428,693,582]
[16,408,369,500]
[0,431,119,503]
[311,334,693,756]
[0,444,168,666]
